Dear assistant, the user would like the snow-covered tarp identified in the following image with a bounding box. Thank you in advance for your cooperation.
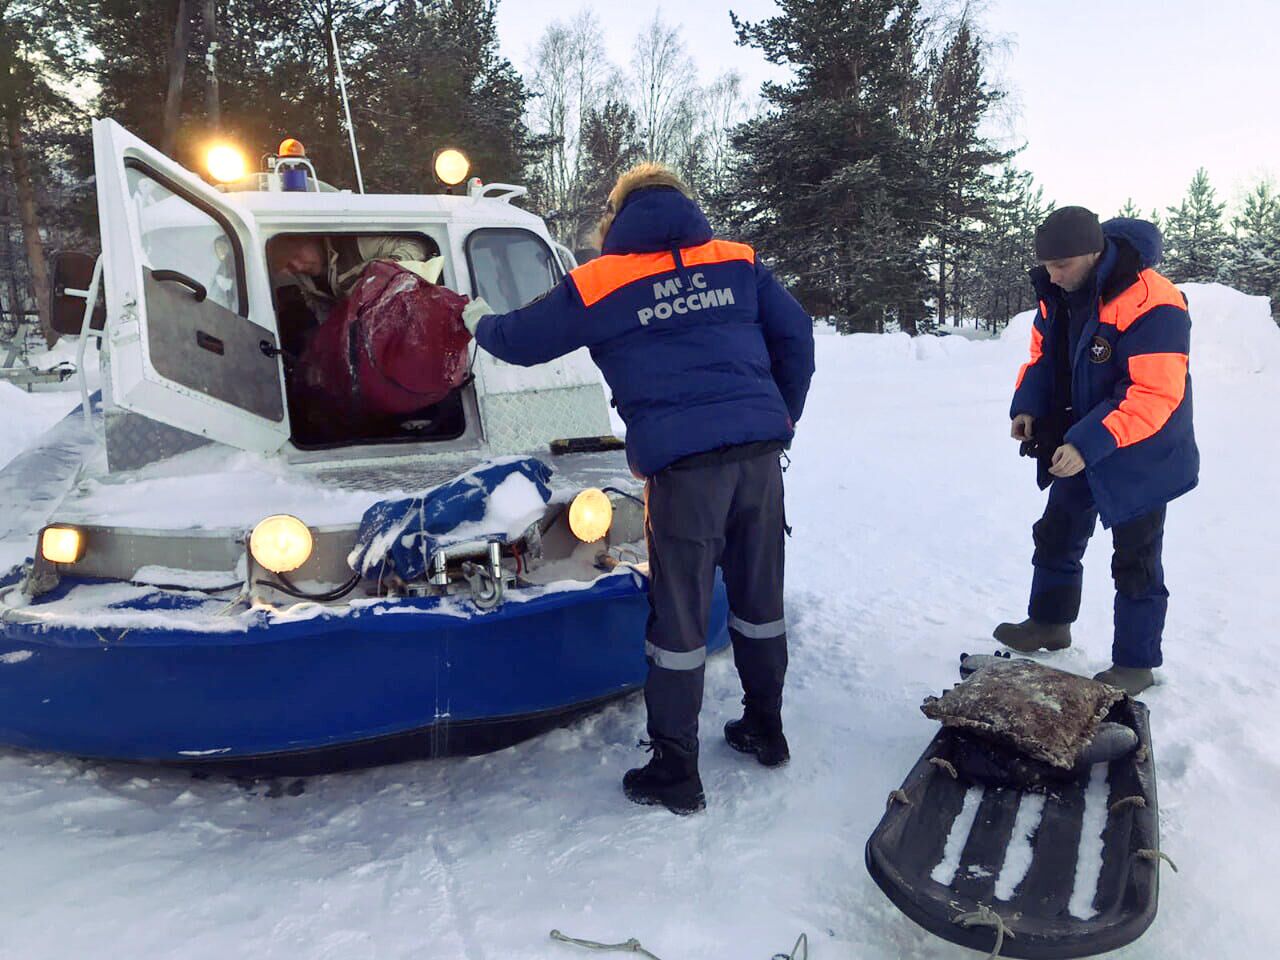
[348,456,553,579]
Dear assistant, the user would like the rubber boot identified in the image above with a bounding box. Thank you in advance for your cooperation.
[1093,665,1155,696]
[993,618,1072,654]
[623,740,705,815]
[724,706,790,768]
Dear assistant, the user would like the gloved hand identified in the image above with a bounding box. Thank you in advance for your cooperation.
[462,297,495,335]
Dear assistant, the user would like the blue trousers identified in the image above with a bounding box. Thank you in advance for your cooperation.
[1028,473,1168,668]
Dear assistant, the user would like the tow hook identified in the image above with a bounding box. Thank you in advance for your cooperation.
[461,541,505,610]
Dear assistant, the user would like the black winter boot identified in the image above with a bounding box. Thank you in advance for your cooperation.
[724,706,790,768]
[993,618,1072,653]
[623,740,705,815]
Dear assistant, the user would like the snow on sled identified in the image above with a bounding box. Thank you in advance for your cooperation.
[865,657,1163,959]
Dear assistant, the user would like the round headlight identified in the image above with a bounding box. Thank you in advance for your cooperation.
[569,489,613,544]
[249,515,313,574]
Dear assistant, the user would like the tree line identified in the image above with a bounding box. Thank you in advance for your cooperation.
[3,0,1278,353]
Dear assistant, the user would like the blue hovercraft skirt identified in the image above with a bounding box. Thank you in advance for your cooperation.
[0,571,731,774]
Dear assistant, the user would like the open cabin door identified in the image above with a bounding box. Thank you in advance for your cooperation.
[92,118,290,454]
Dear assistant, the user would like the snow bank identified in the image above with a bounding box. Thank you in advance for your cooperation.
[0,384,83,473]
[1181,283,1280,376]
[817,329,985,368]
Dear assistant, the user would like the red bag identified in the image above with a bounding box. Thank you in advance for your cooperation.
[297,261,472,423]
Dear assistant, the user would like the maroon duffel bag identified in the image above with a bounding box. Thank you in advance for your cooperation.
[294,260,472,431]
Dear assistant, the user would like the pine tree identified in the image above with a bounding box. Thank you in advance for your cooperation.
[917,17,1011,329]
[955,163,1048,332]
[1227,181,1280,322]
[1163,168,1229,283]
[357,0,537,195]
[719,0,935,333]
[1116,198,1142,219]
[576,99,644,254]
[87,0,533,198]
[0,0,85,345]
[90,0,196,161]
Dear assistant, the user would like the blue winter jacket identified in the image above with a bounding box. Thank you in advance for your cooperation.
[1011,218,1199,527]
[475,187,816,476]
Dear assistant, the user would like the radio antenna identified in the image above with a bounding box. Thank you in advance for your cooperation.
[330,26,365,194]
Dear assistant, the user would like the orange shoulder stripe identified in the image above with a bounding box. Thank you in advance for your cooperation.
[570,251,675,308]
[1099,269,1185,332]
[682,239,756,269]
[1015,324,1045,390]
[568,240,756,308]
[1102,352,1189,448]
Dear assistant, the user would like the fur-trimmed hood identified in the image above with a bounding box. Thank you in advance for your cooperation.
[601,186,714,256]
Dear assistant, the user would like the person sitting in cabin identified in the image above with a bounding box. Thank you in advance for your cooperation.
[268,234,440,324]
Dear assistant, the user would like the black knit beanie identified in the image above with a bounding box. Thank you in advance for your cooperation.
[1035,206,1104,260]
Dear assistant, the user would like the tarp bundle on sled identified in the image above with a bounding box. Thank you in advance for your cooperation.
[294,261,472,424]
[923,659,1124,770]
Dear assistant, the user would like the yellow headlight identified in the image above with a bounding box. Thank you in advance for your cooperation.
[569,489,613,544]
[41,526,85,565]
[249,515,313,574]
[206,144,247,184]
[433,148,470,186]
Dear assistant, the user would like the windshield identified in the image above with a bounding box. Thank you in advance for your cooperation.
[466,229,561,313]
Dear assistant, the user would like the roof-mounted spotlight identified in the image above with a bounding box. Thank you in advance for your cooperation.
[206,144,247,184]
[433,148,470,188]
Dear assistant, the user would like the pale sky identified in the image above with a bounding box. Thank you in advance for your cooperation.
[496,0,1280,219]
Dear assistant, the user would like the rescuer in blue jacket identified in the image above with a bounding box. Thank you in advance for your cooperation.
[464,163,815,814]
[995,207,1199,695]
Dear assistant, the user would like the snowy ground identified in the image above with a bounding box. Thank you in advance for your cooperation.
[1,287,1277,959]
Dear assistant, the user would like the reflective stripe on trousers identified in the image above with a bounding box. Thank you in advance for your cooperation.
[644,641,707,671]
[728,613,787,640]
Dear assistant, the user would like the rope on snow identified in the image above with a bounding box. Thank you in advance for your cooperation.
[549,929,810,960]
[550,930,663,960]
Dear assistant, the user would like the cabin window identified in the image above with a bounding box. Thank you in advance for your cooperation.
[124,162,246,317]
[465,229,562,314]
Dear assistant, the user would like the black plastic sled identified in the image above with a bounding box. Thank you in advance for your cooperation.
[865,698,1160,958]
